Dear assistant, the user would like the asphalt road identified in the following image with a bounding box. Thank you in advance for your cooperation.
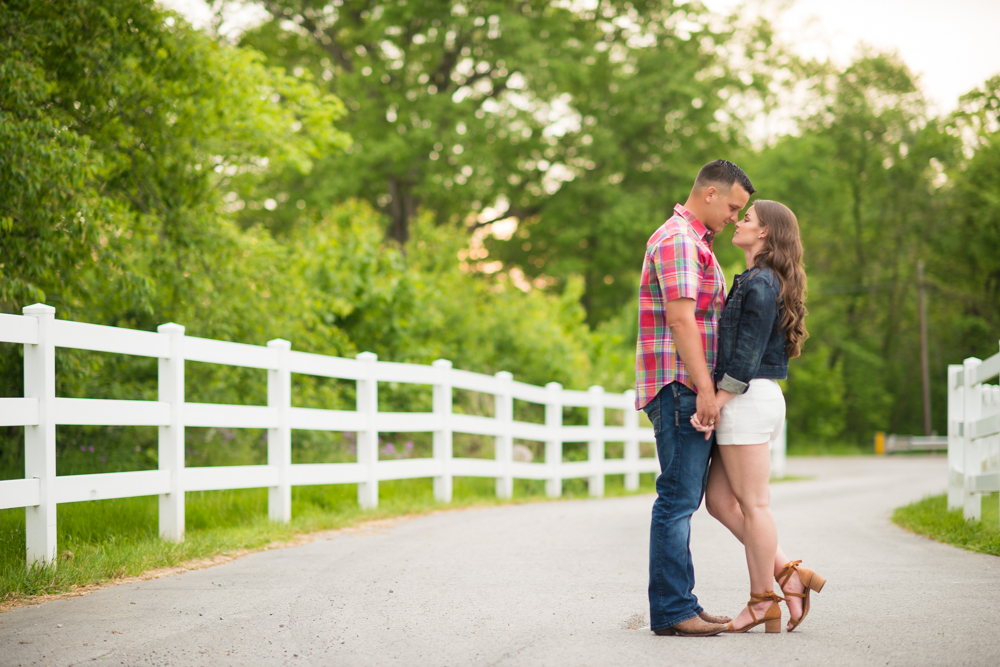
[2,455,998,667]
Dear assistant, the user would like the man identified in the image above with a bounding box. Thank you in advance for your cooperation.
[636,159,754,636]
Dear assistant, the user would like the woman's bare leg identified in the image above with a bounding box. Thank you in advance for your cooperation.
[705,450,805,628]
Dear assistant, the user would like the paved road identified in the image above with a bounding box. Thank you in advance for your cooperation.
[2,456,998,666]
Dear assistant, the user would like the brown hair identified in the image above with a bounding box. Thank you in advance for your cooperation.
[751,200,809,358]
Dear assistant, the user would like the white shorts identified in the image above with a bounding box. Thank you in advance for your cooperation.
[716,379,786,445]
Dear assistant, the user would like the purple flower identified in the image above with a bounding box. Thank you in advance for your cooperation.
[88,445,95,453]
[99,456,106,462]
[404,441,414,455]
[79,445,86,451]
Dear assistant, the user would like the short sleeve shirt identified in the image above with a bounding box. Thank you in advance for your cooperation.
[634,204,727,409]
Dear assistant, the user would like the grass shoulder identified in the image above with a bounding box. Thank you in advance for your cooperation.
[892,492,1000,557]
[771,475,814,483]
[0,474,656,607]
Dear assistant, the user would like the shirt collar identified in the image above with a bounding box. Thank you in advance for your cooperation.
[674,204,713,245]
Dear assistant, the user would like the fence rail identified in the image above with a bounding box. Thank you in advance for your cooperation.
[948,341,1000,526]
[1,305,664,566]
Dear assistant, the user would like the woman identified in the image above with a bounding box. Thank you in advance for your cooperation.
[692,200,825,633]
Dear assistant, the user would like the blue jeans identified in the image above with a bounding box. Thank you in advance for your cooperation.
[643,381,714,631]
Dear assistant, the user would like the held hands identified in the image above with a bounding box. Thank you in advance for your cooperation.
[691,389,736,440]
[693,389,720,441]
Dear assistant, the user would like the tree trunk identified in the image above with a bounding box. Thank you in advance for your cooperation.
[386,176,419,246]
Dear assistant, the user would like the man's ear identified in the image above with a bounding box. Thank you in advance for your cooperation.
[704,185,717,203]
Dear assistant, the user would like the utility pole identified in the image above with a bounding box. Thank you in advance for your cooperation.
[918,260,932,436]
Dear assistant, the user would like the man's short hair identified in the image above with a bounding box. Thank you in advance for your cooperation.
[694,159,755,195]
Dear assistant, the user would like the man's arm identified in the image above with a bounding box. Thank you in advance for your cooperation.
[664,298,719,429]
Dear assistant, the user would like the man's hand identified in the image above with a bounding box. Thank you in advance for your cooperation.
[694,390,719,440]
[691,389,736,440]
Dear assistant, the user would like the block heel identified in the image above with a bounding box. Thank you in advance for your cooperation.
[724,590,784,633]
[777,560,826,632]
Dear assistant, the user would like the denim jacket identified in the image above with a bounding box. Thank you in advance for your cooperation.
[713,265,789,394]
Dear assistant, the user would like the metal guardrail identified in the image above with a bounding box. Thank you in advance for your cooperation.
[875,433,948,454]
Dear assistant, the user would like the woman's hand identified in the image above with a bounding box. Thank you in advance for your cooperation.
[716,389,736,409]
[690,413,715,440]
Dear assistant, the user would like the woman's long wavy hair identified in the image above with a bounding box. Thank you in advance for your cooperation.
[751,200,809,358]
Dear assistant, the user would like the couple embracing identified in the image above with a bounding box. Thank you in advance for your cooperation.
[635,160,826,637]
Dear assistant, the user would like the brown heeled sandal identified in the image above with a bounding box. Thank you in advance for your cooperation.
[776,560,827,632]
[725,590,784,633]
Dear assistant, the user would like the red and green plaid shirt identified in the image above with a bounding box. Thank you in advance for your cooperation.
[635,204,726,410]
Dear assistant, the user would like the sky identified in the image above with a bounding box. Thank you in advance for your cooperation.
[702,0,1000,114]
[160,0,1000,115]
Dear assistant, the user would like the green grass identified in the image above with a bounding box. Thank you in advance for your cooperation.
[771,475,814,483]
[892,492,1000,557]
[1,473,656,603]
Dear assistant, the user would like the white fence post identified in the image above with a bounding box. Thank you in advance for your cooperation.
[23,303,57,565]
[544,382,563,498]
[356,352,379,509]
[963,357,983,520]
[770,420,787,480]
[947,364,965,510]
[157,323,186,541]
[624,389,639,492]
[432,359,453,503]
[495,371,514,499]
[267,339,292,522]
[588,385,605,498]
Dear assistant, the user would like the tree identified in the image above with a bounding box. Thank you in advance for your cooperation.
[932,75,1000,361]
[0,0,350,474]
[0,0,349,325]
[235,1,771,322]
[745,52,958,443]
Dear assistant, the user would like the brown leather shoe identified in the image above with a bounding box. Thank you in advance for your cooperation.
[699,611,732,625]
[653,616,727,637]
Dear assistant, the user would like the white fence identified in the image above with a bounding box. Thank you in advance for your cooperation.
[947,341,1000,525]
[0,305,663,565]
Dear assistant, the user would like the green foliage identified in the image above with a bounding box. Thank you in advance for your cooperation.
[0,0,349,321]
[3,1,1000,488]
[289,200,595,387]
[931,75,1000,360]
[0,2,627,482]
[892,493,1000,558]
[234,0,781,323]
[741,52,960,445]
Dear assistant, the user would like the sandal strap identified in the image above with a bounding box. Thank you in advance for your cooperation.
[749,590,786,603]
[776,560,802,588]
[745,590,785,624]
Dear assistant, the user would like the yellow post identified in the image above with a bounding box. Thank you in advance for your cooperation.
[875,431,885,455]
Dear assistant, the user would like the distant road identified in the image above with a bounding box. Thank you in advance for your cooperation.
[2,456,998,667]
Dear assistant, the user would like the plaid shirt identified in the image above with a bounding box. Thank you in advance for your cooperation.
[635,204,726,410]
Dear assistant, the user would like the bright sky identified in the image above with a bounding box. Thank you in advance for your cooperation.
[702,0,1000,114]
[160,0,1000,115]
